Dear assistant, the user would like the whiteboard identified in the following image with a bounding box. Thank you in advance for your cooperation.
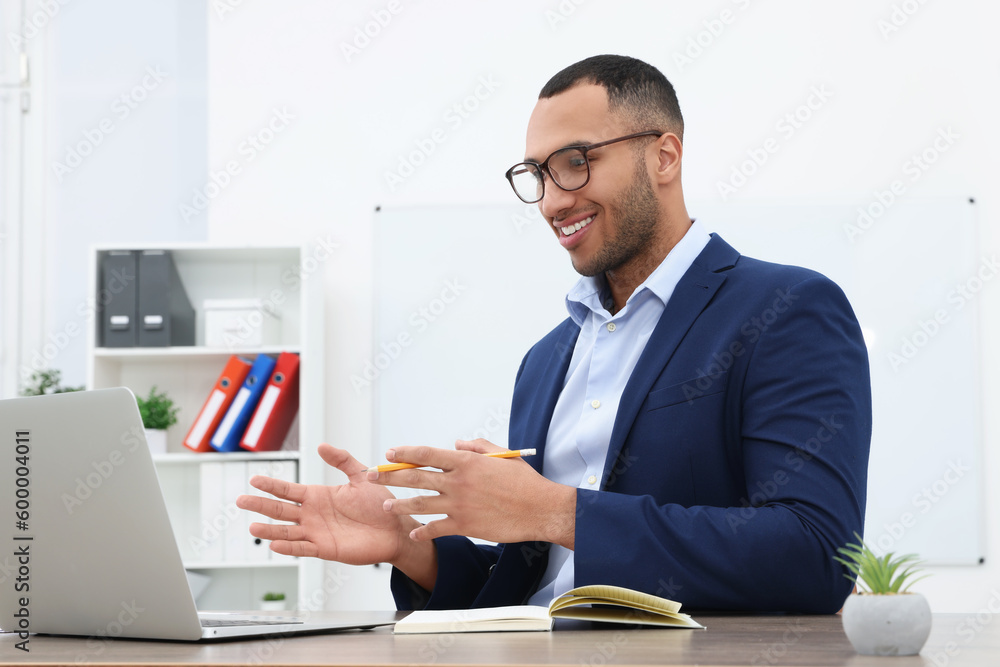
[373,198,984,565]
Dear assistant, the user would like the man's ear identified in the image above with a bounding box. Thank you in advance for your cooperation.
[654,133,683,185]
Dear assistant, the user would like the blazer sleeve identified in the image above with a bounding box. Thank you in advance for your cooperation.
[572,274,871,613]
[389,534,504,610]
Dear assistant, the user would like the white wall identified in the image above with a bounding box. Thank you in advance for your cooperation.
[30,0,207,391]
[205,0,1000,613]
[24,0,997,612]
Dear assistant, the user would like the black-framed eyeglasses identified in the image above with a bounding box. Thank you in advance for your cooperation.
[504,131,663,204]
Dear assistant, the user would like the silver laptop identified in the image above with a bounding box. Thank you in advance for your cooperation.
[0,387,396,641]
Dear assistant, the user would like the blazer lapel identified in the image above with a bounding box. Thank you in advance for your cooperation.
[602,234,739,480]
[475,321,579,607]
[519,321,580,474]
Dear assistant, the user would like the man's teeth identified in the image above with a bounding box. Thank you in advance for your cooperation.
[560,215,595,236]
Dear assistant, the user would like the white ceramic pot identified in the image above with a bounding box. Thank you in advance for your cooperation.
[145,428,168,455]
[260,600,286,612]
[842,593,932,656]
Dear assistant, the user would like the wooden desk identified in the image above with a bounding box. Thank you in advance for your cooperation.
[1,613,995,666]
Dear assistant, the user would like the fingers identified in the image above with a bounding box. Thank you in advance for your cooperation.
[318,443,369,480]
[248,522,320,558]
[237,493,302,524]
[369,441,514,487]
[380,492,444,516]
[249,521,306,542]
[367,466,444,491]
[248,474,306,504]
[367,445,475,486]
[269,539,320,559]
[409,516,459,542]
[382,445,466,471]
[454,438,505,454]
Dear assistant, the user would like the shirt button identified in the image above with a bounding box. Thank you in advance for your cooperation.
[607,322,616,332]
[587,475,598,485]
[591,399,600,409]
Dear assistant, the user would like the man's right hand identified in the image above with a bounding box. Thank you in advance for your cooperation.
[236,444,437,589]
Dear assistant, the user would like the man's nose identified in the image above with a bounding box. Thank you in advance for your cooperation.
[538,179,578,220]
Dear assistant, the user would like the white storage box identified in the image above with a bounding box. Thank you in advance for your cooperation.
[204,298,281,348]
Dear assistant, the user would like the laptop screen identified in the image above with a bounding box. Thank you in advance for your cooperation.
[1,388,204,640]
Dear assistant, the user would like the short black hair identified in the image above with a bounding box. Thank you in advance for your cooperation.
[539,55,684,141]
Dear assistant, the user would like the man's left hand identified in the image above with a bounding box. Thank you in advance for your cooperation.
[367,439,576,549]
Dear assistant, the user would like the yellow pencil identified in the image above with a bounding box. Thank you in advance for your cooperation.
[366,448,536,473]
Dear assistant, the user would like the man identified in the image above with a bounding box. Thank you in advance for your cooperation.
[237,55,871,613]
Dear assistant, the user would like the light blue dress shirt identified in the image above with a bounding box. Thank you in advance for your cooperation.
[527,219,711,605]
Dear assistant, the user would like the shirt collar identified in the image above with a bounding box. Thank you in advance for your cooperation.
[565,219,712,326]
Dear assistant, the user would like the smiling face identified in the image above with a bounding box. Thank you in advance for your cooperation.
[525,83,665,278]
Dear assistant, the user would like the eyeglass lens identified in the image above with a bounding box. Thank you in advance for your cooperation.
[510,147,589,203]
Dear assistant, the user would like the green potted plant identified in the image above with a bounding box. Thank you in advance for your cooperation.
[834,533,931,656]
[135,386,179,454]
[260,592,286,612]
[20,369,83,396]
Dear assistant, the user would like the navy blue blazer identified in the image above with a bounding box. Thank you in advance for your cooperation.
[391,234,872,613]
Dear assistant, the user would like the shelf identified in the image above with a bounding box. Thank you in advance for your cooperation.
[95,346,299,362]
[92,243,302,264]
[86,243,325,612]
[153,451,301,464]
[185,560,299,570]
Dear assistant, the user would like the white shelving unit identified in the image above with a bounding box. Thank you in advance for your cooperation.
[86,244,325,611]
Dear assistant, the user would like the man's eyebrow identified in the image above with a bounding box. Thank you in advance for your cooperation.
[524,139,594,163]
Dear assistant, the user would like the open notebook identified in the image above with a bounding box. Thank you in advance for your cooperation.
[393,585,705,633]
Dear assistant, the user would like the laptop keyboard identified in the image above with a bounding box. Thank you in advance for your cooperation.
[201,618,304,627]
